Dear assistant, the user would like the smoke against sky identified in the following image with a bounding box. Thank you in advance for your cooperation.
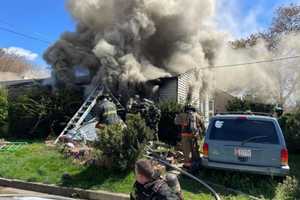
[44,0,217,95]
[43,0,300,106]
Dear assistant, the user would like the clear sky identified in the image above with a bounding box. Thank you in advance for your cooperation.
[0,0,298,68]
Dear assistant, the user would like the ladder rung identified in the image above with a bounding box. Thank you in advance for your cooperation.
[54,84,104,144]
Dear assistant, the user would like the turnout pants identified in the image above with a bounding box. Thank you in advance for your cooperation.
[181,133,200,167]
[181,133,193,167]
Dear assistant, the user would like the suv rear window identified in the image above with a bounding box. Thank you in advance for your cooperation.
[209,118,279,144]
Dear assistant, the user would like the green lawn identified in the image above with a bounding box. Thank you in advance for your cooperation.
[0,143,299,200]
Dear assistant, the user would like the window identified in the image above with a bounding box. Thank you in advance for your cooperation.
[209,118,279,144]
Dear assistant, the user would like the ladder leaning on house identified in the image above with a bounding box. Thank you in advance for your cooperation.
[54,84,104,144]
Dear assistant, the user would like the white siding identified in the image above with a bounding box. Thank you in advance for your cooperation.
[159,79,178,102]
[177,72,200,109]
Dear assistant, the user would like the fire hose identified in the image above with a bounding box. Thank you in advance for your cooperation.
[145,145,222,200]
[145,145,262,200]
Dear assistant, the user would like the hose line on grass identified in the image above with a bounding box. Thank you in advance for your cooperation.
[145,151,222,200]
[145,144,263,200]
[146,155,222,200]
[145,153,263,200]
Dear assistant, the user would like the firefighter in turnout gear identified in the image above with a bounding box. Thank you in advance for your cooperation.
[127,95,141,114]
[130,159,180,200]
[175,104,205,168]
[127,96,161,140]
[141,98,161,140]
[95,93,121,125]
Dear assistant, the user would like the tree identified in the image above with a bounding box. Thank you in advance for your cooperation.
[226,96,275,113]
[278,109,300,152]
[231,4,300,108]
[0,49,32,74]
[8,86,83,139]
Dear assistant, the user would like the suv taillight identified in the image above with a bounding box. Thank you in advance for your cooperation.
[203,143,209,158]
[281,148,288,166]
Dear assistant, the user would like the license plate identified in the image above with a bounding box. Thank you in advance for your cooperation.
[235,148,252,158]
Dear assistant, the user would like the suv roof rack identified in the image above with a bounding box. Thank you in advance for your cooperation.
[216,111,274,117]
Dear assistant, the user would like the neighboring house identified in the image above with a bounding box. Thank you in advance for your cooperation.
[214,89,235,114]
[0,78,52,98]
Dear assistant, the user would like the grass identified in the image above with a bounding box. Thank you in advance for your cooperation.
[0,143,299,200]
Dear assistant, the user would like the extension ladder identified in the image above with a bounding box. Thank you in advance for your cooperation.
[54,84,104,144]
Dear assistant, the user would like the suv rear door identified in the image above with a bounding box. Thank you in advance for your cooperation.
[206,116,282,167]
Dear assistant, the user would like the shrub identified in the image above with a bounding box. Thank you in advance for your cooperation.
[0,87,8,127]
[0,87,8,137]
[8,86,83,139]
[274,176,299,200]
[8,89,51,139]
[94,114,153,171]
[158,101,183,146]
[279,110,300,152]
[226,97,275,113]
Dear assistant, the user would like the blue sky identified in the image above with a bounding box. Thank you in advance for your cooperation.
[0,0,74,68]
[0,0,298,69]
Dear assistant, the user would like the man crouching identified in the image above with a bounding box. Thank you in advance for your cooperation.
[130,159,180,200]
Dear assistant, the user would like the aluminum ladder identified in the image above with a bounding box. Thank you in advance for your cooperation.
[54,84,104,144]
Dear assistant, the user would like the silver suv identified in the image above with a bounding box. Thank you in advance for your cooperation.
[201,113,289,176]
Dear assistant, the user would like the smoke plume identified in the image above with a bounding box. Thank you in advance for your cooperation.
[44,0,218,97]
[44,0,300,106]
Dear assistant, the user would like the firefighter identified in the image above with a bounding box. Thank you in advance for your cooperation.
[141,98,161,140]
[127,95,141,114]
[175,104,204,168]
[189,106,205,162]
[130,159,179,200]
[95,93,121,125]
[166,173,184,200]
[127,96,161,140]
[274,106,284,118]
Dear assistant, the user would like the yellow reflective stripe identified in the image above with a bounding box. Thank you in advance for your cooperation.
[103,110,117,116]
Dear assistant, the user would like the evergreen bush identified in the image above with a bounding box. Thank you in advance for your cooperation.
[94,114,153,171]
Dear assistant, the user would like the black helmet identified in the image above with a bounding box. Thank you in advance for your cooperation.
[166,173,179,188]
[184,104,196,112]
[98,93,110,101]
[275,106,283,117]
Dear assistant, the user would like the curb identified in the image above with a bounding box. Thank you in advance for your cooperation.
[0,178,130,200]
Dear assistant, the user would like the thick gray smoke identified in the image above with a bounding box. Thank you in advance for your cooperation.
[214,33,300,106]
[44,0,217,97]
[44,0,300,107]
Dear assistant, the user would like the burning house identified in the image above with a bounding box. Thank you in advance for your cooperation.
[148,69,234,123]
[148,70,213,121]
[43,0,217,101]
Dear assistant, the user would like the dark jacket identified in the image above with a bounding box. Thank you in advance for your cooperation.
[95,99,120,125]
[130,179,179,200]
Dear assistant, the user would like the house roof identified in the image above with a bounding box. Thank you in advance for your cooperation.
[0,78,51,87]
[147,68,197,85]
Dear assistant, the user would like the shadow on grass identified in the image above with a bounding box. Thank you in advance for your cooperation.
[197,168,285,199]
[179,153,300,199]
[60,165,133,191]
[180,175,214,197]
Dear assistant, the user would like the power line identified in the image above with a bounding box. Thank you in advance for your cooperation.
[209,55,300,70]
[182,55,300,76]
[0,26,51,44]
[1,21,300,71]
[0,18,52,41]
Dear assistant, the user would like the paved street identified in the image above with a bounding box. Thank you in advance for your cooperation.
[0,187,76,200]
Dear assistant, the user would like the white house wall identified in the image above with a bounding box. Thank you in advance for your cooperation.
[159,79,178,102]
[177,72,200,109]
